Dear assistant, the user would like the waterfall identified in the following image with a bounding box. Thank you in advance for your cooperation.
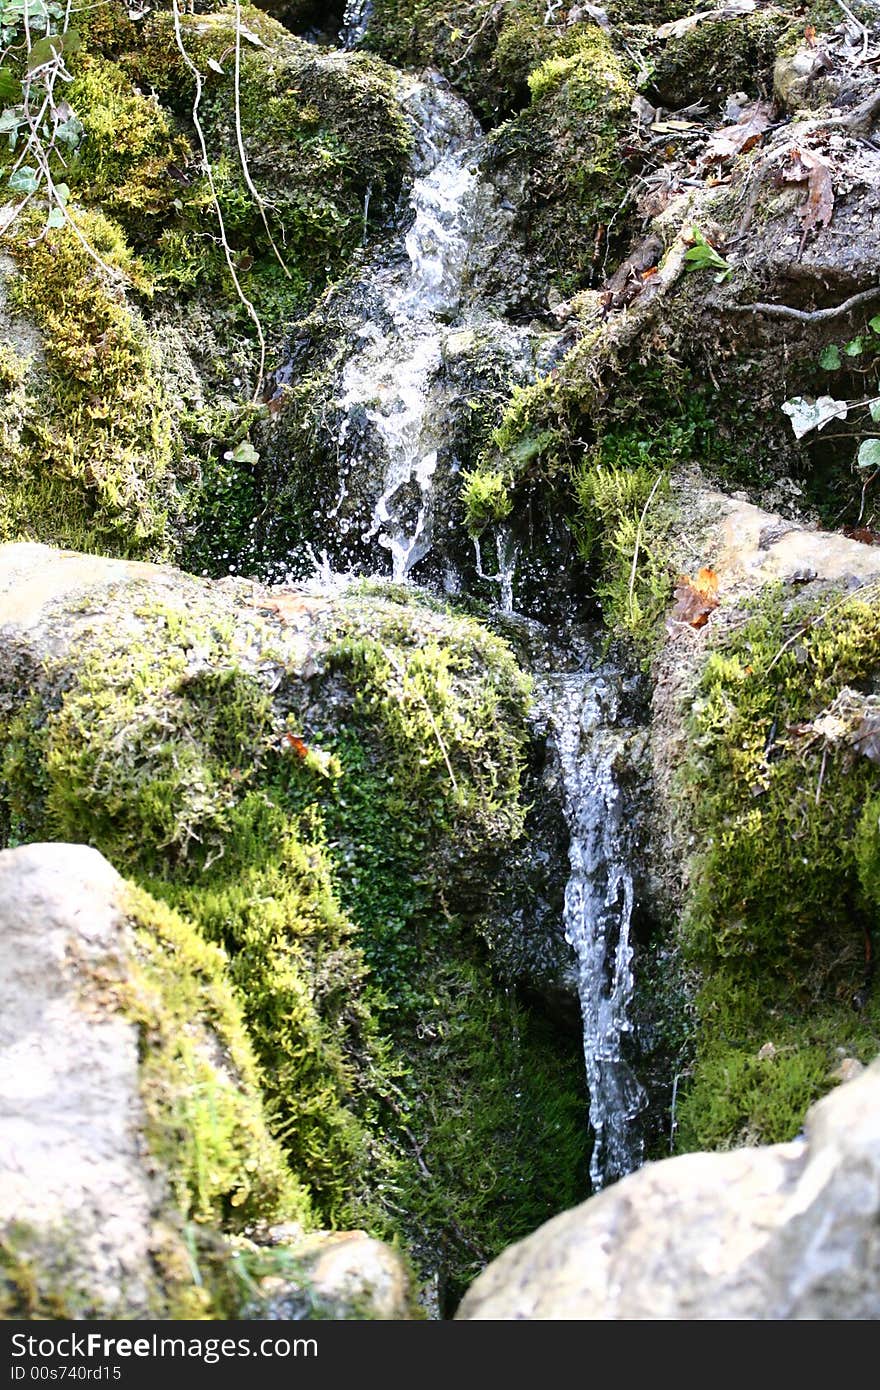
[287,58,647,1187]
[315,71,536,584]
[339,0,373,50]
[541,670,646,1191]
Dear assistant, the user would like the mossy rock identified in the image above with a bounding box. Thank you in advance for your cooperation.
[0,544,587,1304]
[667,575,880,1151]
[649,10,796,110]
[486,27,635,296]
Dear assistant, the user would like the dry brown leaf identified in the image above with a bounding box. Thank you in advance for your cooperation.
[851,715,880,763]
[670,567,720,627]
[700,100,773,164]
[784,148,834,232]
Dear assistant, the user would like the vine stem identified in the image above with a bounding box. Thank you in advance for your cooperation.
[171,0,267,401]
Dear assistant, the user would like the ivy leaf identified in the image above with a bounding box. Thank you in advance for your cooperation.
[8,164,39,193]
[27,35,65,69]
[46,206,64,228]
[870,315,880,335]
[224,439,260,464]
[857,438,880,470]
[870,401,880,424]
[781,395,848,439]
[844,337,864,357]
[819,344,841,370]
[0,66,19,104]
[55,114,84,147]
[0,107,24,134]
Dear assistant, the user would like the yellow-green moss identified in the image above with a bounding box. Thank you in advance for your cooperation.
[2,212,176,556]
[124,882,312,1229]
[67,56,192,236]
[674,583,880,1149]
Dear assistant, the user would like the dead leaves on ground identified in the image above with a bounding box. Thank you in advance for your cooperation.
[699,100,773,165]
[783,147,835,234]
[670,567,720,628]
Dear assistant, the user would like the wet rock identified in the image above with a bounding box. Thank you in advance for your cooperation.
[457,1055,880,1318]
[773,49,842,113]
[254,1230,412,1320]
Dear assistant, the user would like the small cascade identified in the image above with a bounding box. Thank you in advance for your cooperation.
[339,0,373,50]
[541,670,646,1191]
[472,525,519,614]
[325,71,535,583]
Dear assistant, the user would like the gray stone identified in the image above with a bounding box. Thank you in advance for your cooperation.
[457,1057,880,1319]
[0,843,162,1317]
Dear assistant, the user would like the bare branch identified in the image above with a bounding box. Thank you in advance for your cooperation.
[731,284,880,323]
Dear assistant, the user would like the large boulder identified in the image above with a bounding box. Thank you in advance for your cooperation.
[457,1056,880,1319]
[0,542,587,1306]
[0,841,413,1319]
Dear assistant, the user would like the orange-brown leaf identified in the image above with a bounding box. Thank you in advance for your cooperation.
[282,732,309,758]
[670,567,720,627]
[784,148,834,232]
[700,101,773,164]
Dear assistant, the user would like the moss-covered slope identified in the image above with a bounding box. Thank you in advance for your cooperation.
[0,546,587,1303]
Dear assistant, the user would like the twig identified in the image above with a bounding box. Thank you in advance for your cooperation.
[815,744,828,805]
[233,0,290,278]
[731,284,880,323]
[171,0,266,400]
[627,470,665,621]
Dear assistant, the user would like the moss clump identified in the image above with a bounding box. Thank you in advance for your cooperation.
[124,883,311,1229]
[488,28,634,294]
[0,577,586,1301]
[675,583,880,1149]
[649,11,795,109]
[67,56,191,238]
[2,213,176,556]
[0,1229,70,1319]
[571,460,674,652]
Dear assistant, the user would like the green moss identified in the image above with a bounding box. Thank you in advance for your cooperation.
[675,583,880,1149]
[488,27,634,294]
[2,213,176,557]
[124,883,311,1229]
[68,56,191,238]
[571,459,674,652]
[649,11,796,109]
[0,1228,70,1319]
[0,581,586,1300]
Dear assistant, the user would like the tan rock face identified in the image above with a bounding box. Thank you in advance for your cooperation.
[257,1230,413,1320]
[457,1057,880,1320]
[0,843,162,1318]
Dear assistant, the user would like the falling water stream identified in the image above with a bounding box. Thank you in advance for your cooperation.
[540,672,646,1189]
[318,71,536,584]
[297,36,647,1188]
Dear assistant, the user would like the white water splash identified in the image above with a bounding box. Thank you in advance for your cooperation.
[339,0,372,49]
[542,672,646,1191]
[335,72,532,582]
[473,525,519,613]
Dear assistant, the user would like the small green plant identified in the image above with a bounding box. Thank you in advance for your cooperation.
[684,226,732,283]
[784,315,880,484]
